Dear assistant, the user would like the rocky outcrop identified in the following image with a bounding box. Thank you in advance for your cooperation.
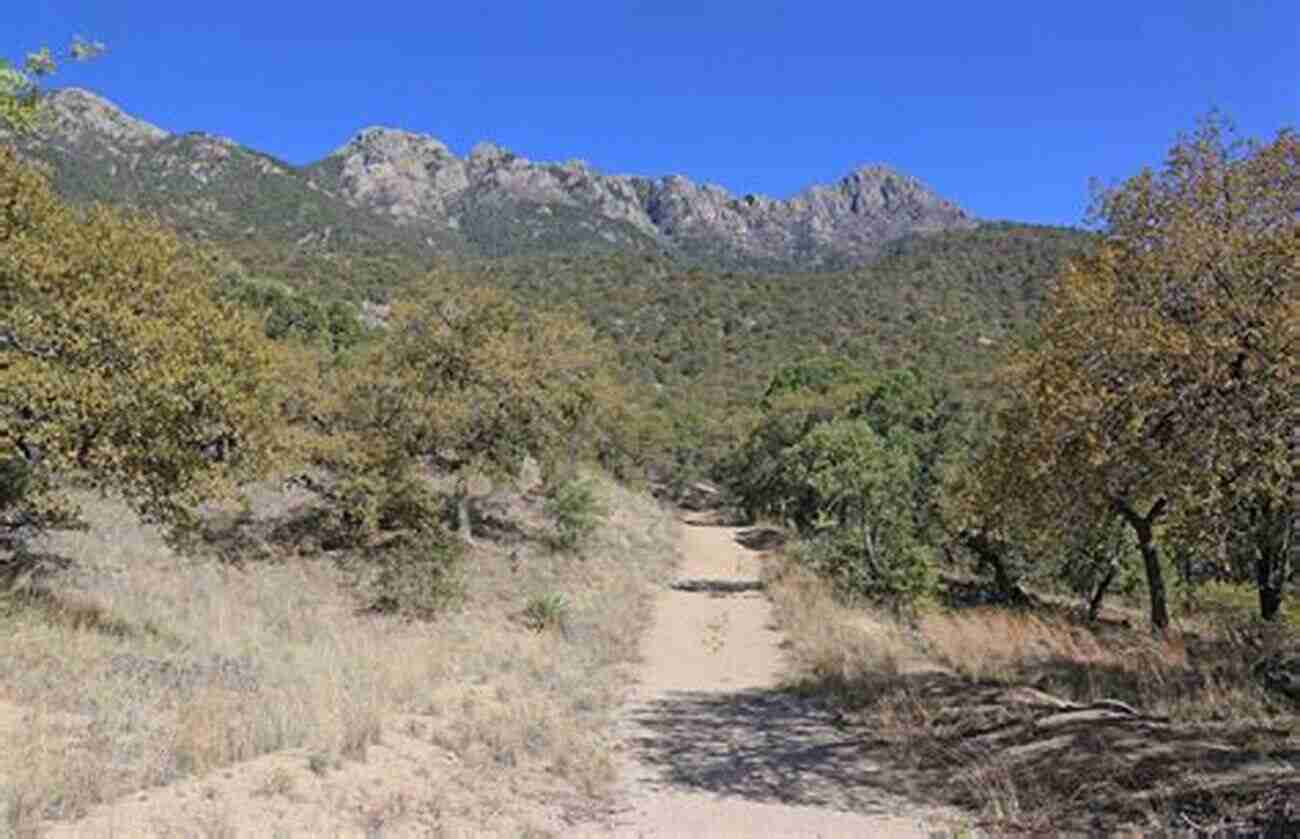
[13,87,978,270]
[40,88,169,148]
[316,125,975,267]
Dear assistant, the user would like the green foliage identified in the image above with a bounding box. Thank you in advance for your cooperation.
[468,224,1087,480]
[307,466,443,551]
[543,478,607,553]
[0,59,39,132]
[726,364,954,605]
[761,356,869,407]
[1,39,104,132]
[289,271,632,551]
[215,274,368,356]
[790,531,935,609]
[785,418,936,603]
[1056,515,1143,615]
[1190,582,1300,633]
[968,115,1299,629]
[521,592,570,633]
[0,147,284,536]
[0,456,33,512]
[352,529,464,619]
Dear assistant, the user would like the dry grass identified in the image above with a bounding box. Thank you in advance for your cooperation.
[0,475,676,835]
[916,605,1297,724]
[763,557,920,701]
[763,549,1300,836]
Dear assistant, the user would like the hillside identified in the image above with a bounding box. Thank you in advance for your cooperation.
[471,222,1093,400]
[3,86,1093,474]
[10,87,975,278]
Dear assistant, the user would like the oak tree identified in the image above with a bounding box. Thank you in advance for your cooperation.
[0,147,284,541]
[984,117,1298,630]
[310,272,625,544]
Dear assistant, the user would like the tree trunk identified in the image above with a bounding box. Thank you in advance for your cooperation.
[1240,495,1292,621]
[1088,562,1118,621]
[1258,575,1282,622]
[959,529,1026,605]
[1254,517,1289,622]
[1115,498,1170,634]
[453,476,475,545]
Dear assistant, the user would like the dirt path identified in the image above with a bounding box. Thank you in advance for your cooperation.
[597,518,953,838]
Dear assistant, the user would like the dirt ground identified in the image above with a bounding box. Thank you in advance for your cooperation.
[590,516,963,838]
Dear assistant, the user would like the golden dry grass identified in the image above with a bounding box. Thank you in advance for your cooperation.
[0,476,676,836]
[763,549,1300,836]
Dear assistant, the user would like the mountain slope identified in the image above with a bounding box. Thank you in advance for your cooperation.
[310,126,974,269]
[9,87,975,274]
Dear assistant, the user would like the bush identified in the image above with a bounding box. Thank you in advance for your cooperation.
[789,531,934,611]
[543,478,607,553]
[352,529,464,619]
[521,592,570,634]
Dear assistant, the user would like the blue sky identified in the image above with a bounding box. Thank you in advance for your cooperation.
[9,1,1298,226]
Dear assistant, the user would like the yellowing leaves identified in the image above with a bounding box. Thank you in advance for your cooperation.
[968,116,1299,629]
[1,147,285,529]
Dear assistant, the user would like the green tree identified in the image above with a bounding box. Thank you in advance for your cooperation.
[724,362,952,603]
[0,147,284,540]
[1,38,104,132]
[723,356,867,528]
[785,418,935,602]
[309,272,625,544]
[981,116,1298,631]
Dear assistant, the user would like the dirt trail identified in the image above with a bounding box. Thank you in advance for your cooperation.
[597,517,952,838]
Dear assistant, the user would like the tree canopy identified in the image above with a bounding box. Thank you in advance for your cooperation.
[0,146,284,536]
[975,117,1299,630]
[1,39,104,132]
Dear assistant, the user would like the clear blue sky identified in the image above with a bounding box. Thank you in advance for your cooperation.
[9,1,1299,226]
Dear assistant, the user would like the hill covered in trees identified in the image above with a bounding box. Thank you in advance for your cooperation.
[3,85,1095,478]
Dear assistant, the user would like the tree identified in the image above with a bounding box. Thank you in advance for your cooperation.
[1,38,104,132]
[722,356,869,528]
[0,147,284,541]
[983,116,1299,631]
[724,361,952,603]
[784,417,935,602]
[310,272,625,544]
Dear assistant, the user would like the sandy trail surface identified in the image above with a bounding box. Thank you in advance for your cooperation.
[596,517,953,838]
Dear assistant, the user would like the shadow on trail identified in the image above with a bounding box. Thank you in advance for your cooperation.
[671,579,766,595]
[734,527,786,552]
[627,686,928,815]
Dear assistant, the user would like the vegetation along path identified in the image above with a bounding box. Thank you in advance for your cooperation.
[596,516,953,838]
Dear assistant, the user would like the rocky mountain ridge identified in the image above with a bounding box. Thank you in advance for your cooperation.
[9,87,976,270]
[311,123,975,267]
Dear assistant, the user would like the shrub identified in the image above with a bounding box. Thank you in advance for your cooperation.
[521,592,570,634]
[543,478,606,553]
[789,530,934,610]
[352,529,464,619]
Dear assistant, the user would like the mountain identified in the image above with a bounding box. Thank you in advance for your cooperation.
[7,88,976,277]
[1,88,1096,477]
[309,126,974,268]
